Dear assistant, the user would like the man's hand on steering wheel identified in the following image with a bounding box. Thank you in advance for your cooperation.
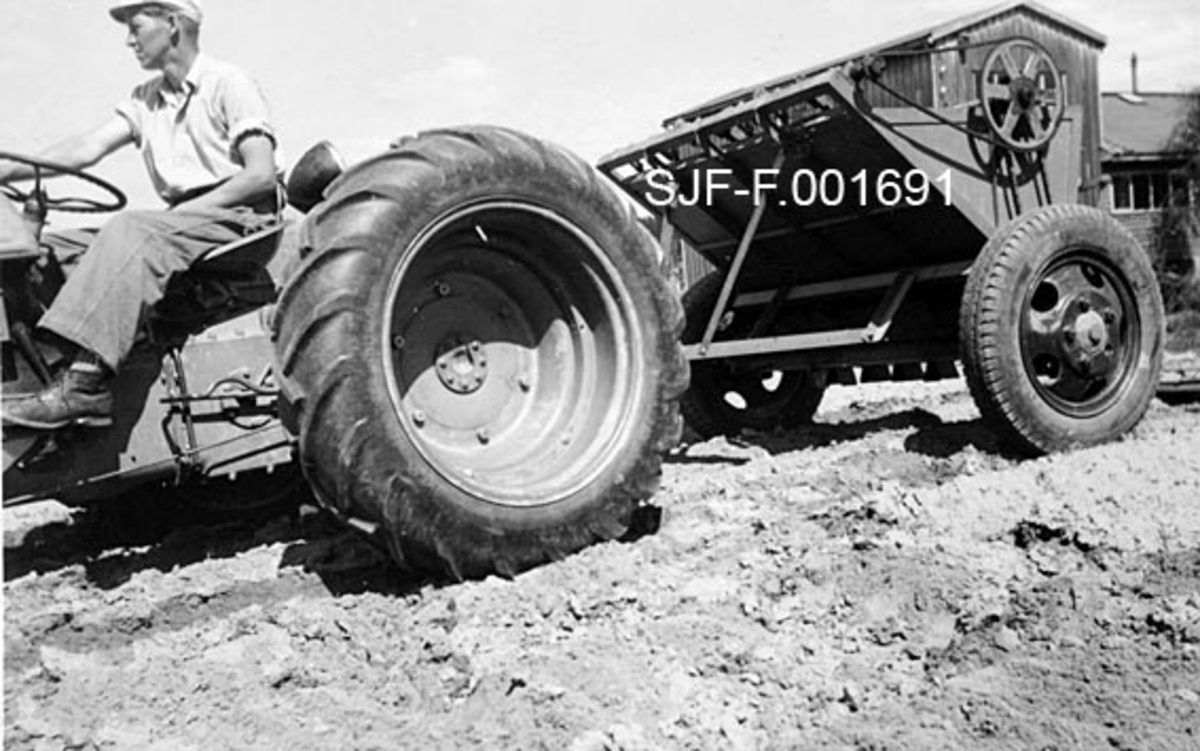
[0,151,126,214]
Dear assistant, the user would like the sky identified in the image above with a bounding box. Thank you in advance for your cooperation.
[1,0,1197,212]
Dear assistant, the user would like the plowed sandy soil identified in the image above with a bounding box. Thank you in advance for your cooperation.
[5,380,1200,750]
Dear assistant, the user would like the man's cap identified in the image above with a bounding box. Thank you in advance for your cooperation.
[109,0,203,24]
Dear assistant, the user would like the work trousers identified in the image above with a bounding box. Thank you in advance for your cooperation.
[39,206,275,371]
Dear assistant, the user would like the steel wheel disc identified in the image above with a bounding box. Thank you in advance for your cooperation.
[382,201,643,507]
[707,367,807,415]
[1020,250,1141,418]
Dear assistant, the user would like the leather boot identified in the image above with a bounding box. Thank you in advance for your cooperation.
[1,356,114,430]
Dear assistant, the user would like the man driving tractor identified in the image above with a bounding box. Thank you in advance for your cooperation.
[0,0,279,430]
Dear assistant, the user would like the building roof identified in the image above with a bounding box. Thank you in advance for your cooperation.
[923,0,1105,48]
[1101,92,1197,160]
[665,1,1106,126]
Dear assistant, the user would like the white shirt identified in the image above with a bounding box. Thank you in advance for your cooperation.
[115,53,275,204]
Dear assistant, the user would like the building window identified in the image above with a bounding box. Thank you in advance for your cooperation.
[1111,171,1194,213]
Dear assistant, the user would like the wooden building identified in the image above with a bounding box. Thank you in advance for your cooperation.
[1100,90,1198,266]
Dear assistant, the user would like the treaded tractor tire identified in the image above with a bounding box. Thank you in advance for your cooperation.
[680,272,826,439]
[959,204,1164,455]
[272,126,687,580]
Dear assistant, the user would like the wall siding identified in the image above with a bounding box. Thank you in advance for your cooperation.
[865,53,935,108]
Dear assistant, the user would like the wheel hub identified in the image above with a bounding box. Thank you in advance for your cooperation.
[1011,77,1037,112]
[1062,302,1116,376]
[435,337,489,395]
[1073,309,1108,351]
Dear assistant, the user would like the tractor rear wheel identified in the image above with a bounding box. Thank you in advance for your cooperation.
[680,272,826,439]
[272,127,687,579]
[959,204,1163,455]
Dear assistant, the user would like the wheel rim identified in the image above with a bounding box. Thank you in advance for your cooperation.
[685,288,819,431]
[694,365,809,423]
[1020,250,1141,418]
[381,201,643,507]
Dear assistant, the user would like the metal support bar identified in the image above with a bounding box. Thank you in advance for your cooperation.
[687,328,869,360]
[747,280,793,339]
[731,261,970,307]
[687,269,916,361]
[732,339,961,373]
[9,320,52,385]
[164,348,200,469]
[699,149,787,354]
[863,270,916,343]
[3,422,292,509]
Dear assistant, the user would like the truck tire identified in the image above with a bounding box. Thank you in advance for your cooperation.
[959,204,1163,455]
[681,272,826,438]
[272,127,687,580]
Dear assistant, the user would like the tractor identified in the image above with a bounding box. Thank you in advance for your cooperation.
[1,129,688,580]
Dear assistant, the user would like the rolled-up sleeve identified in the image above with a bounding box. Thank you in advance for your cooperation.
[218,69,276,160]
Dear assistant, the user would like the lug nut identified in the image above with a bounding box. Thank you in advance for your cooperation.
[477,428,490,444]
[411,410,426,427]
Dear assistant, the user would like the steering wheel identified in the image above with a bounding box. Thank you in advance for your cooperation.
[0,150,126,213]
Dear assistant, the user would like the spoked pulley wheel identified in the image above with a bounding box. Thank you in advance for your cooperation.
[977,39,1065,153]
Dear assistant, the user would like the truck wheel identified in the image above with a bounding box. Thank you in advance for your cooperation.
[272,127,686,580]
[681,272,826,438]
[959,204,1164,455]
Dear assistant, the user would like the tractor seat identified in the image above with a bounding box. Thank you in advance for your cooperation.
[191,221,287,272]
[150,223,287,343]
[149,140,347,343]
